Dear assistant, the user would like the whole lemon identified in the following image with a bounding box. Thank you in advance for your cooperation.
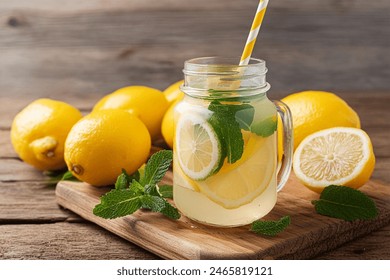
[11,98,83,171]
[281,91,360,150]
[93,86,169,140]
[161,99,182,149]
[163,80,184,106]
[64,109,151,186]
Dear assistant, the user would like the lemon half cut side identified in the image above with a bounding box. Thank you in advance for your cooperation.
[293,127,375,193]
[175,114,222,181]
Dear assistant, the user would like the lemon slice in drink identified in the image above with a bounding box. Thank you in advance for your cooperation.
[293,127,375,193]
[197,134,275,209]
[176,114,222,180]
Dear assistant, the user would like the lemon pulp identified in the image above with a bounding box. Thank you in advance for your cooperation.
[175,114,221,181]
[293,127,375,193]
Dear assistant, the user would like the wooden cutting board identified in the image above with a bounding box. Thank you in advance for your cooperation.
[55,172,390,260]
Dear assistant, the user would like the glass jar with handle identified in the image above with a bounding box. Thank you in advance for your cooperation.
[173,57,293,227]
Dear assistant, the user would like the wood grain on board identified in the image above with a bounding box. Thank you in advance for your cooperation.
[56,173,390,260]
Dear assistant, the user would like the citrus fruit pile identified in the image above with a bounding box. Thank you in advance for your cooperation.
[11,82,376,194]
[10,82,184,186]
[281,90,375,193]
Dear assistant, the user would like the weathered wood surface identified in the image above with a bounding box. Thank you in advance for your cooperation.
[55,174,390,260]
[0,223,157,260]
[0,0,389,260]
[0,0,389,101]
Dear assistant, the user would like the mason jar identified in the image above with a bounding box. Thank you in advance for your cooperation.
[173,57,293,227]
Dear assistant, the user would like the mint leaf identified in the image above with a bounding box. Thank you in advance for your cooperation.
[141,195,166,212]
[45,170,79,183]
[312,185,378,221]
[94,150,180,220]
[142,150,173,186]
[141,195,180,219]
[251,216,291,236]
[144,184,160,196]
[93,189,143,219]
[129,179,144,195]
[62,170,79,181]
[115,169,142,190]
[251,116,277,137]
[207,115,227,171]
[235,106,255,131]
[208,101,247,163]
[219,115,243,163]
[158,185,173,199]
[115,169,130,190]
[128,170,141,182]
[160,200,181,220]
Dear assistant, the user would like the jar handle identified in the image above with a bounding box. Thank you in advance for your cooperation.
[273,100,293,192]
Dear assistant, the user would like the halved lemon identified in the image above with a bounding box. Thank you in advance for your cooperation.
[175,113,222,180]
[293,127,375,193]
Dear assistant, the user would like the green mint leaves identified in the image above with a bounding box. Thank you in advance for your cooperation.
[249,186,379,236]
[207,101,277,165]
[141,150,173,186]
[158,185,174,199]
[312,185,378,221]
[208,101,249,164]
[93,150,180,220]
[61,170,78,181]
[251,216,291,236]
[251,116,278,138]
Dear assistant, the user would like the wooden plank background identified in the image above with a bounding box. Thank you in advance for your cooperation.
[1,0,389,99]
[0,0,389,259]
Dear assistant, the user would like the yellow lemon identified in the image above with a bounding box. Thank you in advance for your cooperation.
[281,91,360,150]
[293,127,375,193]
[10,98,82,171]
[64,109,151,186]
[161,99,183,149]
[163,80,184,106]
[93,86,169,140]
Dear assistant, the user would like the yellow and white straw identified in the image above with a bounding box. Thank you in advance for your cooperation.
[239,0,269,65]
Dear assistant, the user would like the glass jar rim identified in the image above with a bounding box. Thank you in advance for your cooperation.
[183,56,267,76]
[181,56,270,99]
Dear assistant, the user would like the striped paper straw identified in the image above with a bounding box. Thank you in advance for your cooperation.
[239,0,269,65]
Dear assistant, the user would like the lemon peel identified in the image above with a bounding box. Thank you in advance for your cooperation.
[93,86,169,140]
[11,98,82,171]
[282,91,360,150]
[64,109,151,186]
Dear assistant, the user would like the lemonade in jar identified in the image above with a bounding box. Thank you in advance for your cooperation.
[173,57,293,227]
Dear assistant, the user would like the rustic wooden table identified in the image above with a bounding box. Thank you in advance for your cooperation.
[0,0,389,259]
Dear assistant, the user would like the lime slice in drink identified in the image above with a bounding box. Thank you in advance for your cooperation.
[176,114,222,181]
